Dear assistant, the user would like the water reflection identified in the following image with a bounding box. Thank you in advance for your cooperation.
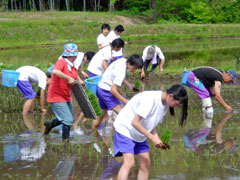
[53,144,76,180]
[183,113,238,155]
[92,130,122,180]
[3,130,46,163]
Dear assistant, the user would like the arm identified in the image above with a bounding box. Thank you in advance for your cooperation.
[123,79,134,91]
[110,84,128,104]
[216,113,232,144]
[98,44,109,49]
[141,67,145,79]
[40,89,46,113]
[131,114,164,147]
[77,75,85,85]
[124,41,132,45]
[211,81,233,112]
[53,69,75,85]
[159,58,165,72]
[102,60,109,70]
[79,67,89,78]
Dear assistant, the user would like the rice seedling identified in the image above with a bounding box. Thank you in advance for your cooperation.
[160,128,172,144]
[133,80,141,91]
[85,89,102,116]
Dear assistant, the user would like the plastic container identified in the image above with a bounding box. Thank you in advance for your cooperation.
[1,70,20,87]
[84,76,102,95]
[181,71,190,87]
[48,65,54,74]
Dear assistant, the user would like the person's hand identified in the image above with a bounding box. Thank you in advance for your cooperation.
[123,99,129,105]
[225,105,233,113]
[128,84,135,92]
[110,56,114,62]
[79,79,85,86]
[150,135,164,148]
[41,108,47,113]
[82,71,89,78]
[67,76,75,85]
[159,67,163,72]
[126,41,132,45]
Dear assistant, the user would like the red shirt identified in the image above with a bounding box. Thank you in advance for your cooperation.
[47,58,78,102]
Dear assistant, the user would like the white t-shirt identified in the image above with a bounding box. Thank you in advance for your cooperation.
[107,30,123,57]
[87,46,112,76]
[107,30,120,43]
[16,66,47,90]
[98,58,127,91]
[113,91,169,142]
[142,45,165,64]
[97,33,109,46]
[58,52,84,70]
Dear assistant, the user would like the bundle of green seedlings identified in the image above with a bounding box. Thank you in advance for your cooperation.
[160,128,172,149]
[134,80,141,92]
[85,89,102,116]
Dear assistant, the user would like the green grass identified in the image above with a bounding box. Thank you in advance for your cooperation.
[1,11,240,48]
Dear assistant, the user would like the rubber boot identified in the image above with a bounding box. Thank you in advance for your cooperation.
[44,118,62,135]
[62,124,71,140]
[202,98,213,119]
[202,98,213,128]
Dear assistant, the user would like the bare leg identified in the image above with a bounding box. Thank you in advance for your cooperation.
[73,112,82,131]
[136,152,150,180]
[112,104,123,114]
[22,98,35,115]
[117,153,135,180]
[92,109,108,129]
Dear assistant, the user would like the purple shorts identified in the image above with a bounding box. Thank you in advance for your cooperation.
[97,86,122,110]
[187,72,213,99]
[17,80,36,99]
[88,71,98,78]
[114,130,149,157]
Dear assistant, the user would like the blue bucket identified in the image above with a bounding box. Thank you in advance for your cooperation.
[84,76,102,95]
[48,65,54,74]
[181,71,190,87]
[1,70,20,87]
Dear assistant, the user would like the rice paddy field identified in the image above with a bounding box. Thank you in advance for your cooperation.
[0,38,240,179]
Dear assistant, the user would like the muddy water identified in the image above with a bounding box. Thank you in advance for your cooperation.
[0,38,240,179]
[0,82,239,180]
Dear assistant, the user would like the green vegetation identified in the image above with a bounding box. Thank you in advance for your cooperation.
[85,89,102,116]
[1,12,240,49]
[134,80,141,90]
[160,128,172,144]
[1,0,240,24]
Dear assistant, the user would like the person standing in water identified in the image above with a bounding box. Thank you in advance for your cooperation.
[44,43,82,141]
[113,84,188,180]
[186,67,236,123]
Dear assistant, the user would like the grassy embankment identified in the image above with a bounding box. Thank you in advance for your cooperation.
[0,11,240,74]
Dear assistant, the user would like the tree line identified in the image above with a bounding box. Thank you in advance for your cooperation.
[0,0,240,23]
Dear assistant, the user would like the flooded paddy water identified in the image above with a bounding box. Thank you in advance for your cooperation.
[0,38,240,179]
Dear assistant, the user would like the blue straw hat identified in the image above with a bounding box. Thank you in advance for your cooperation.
[62,43,79,57]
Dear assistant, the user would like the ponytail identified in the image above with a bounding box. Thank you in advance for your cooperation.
[166,84,188,126]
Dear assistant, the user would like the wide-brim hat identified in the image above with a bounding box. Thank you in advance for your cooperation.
[62,43,79,57]
[146,46,155,59]
[227,69,237,84]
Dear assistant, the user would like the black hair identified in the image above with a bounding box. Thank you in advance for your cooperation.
[166,84,188,126]
[114,25,124,32]
[46,71,51,78]
[112,38,125,49]
[127,54,144,69]
[101,23,110,31]
[84,51,95,61]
